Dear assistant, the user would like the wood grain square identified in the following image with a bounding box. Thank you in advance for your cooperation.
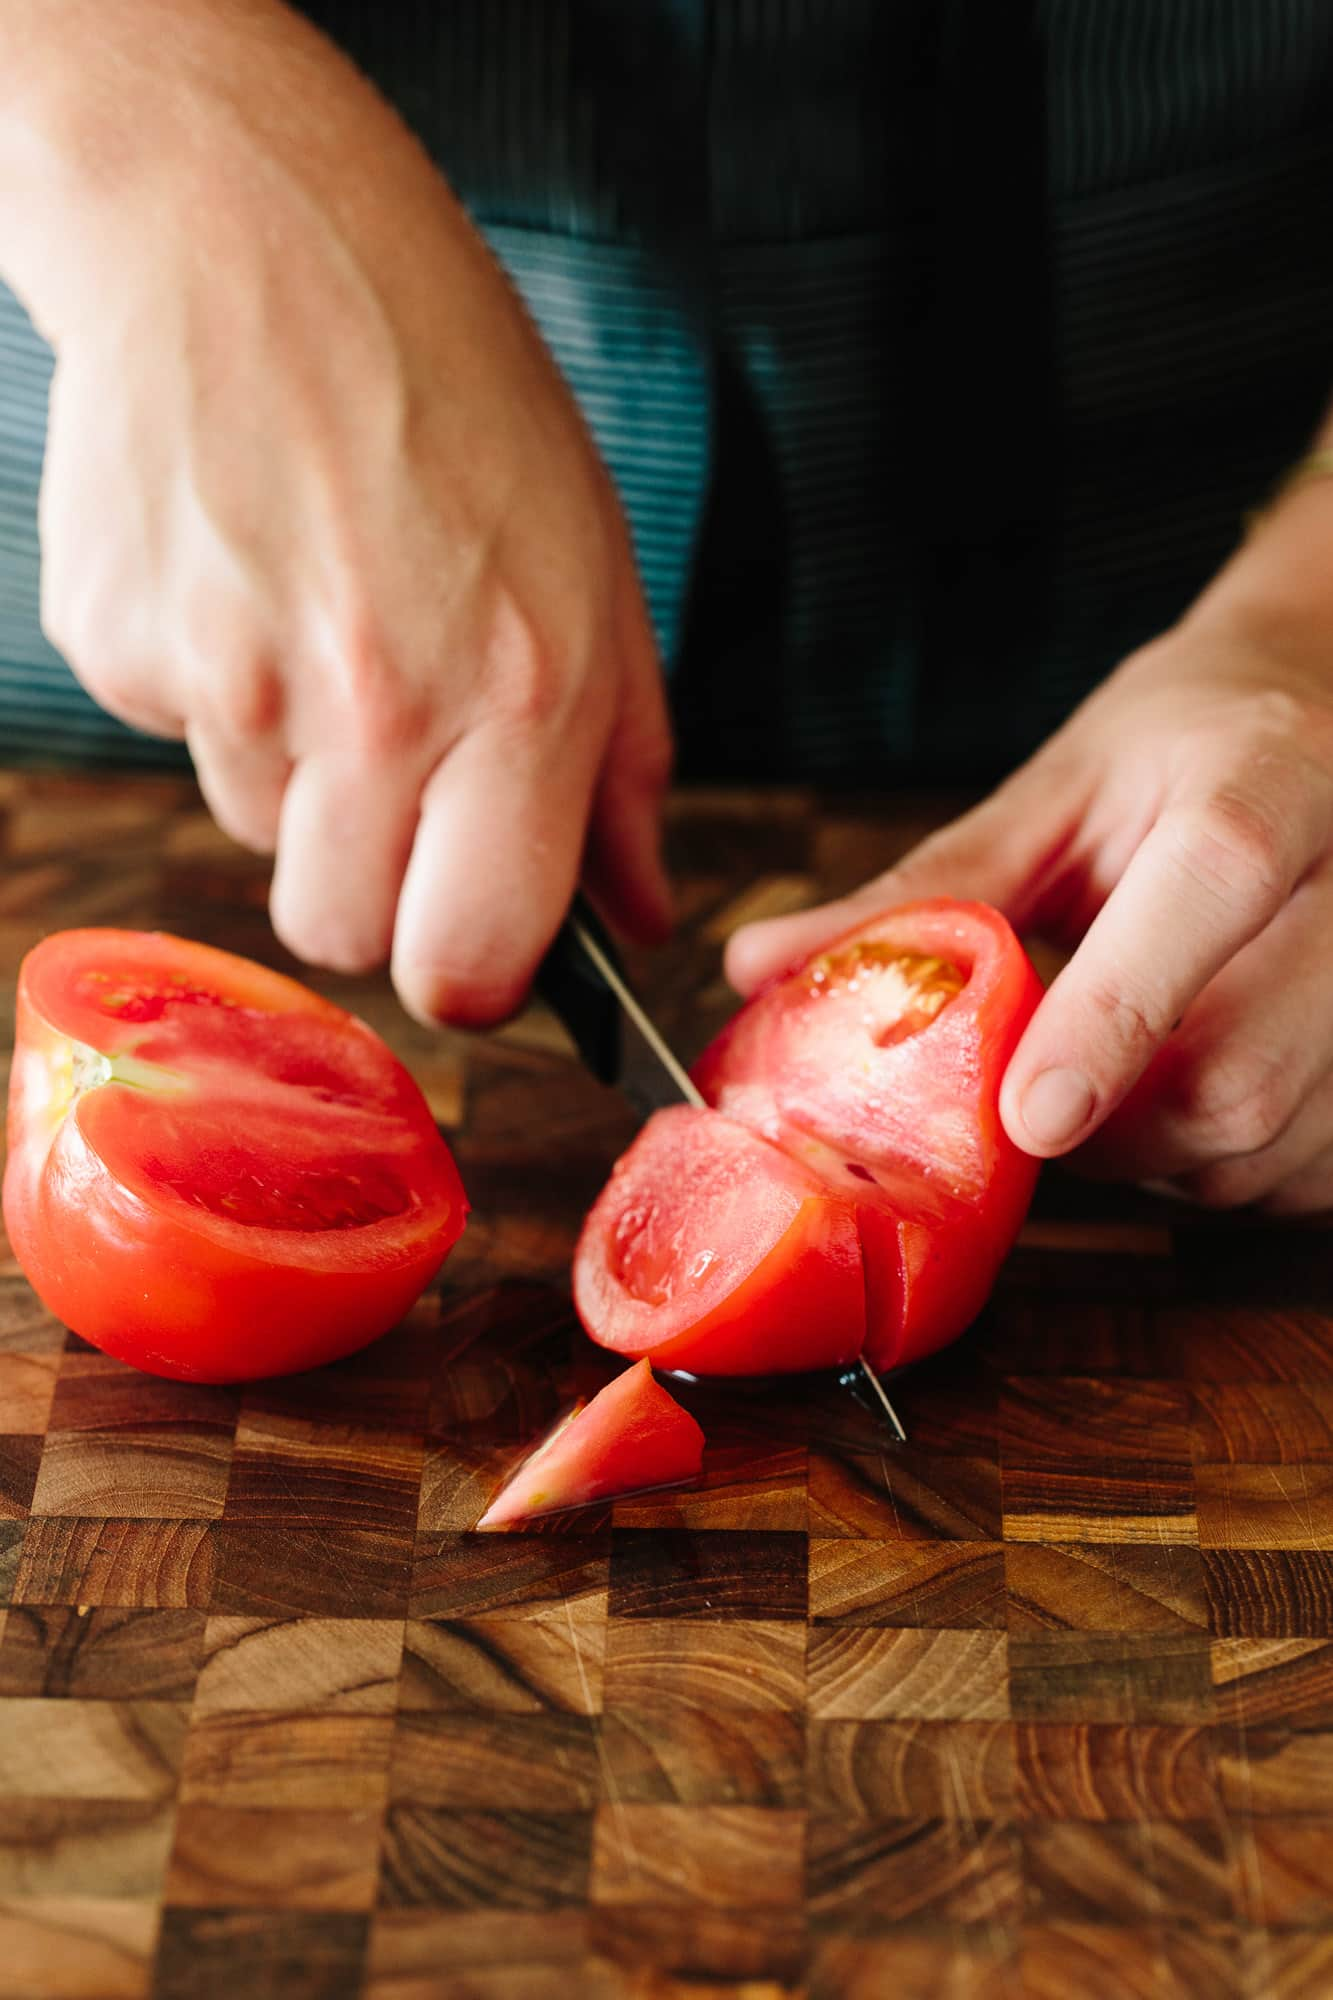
[1014,1723,1218,1821]
[590,1804,802,1908]
[590,1901,805,1984]
[0,1606,204,1699]
[46,1354,238,1435]
[607,1531,806,1622]
[999,1376,1192,1464]
[426,1353,562,1451]
[1212,1639,1333,1727]
[416,1441,517,1534]
[379,1808,592,1909]
[0,1897,158,2000]
[225,1409,424,1536]
[390,1712,600,1810]
[598,1702,805,1806]
[164,1805,384,1913]
[178,1713,392,1810]
[807,1816,1022,1931]
[1002,1459,1197,1545]
[11,1518,216,1608]
[1198,1466,1333,1551]
[1022,1819,1237,1923]
[152,1910,369,2000]
[0,1699,185,1799]
[30,1427,232,1520]
[0,1352,59,1433]
[806,1719,1013,1818]
[808,1450,1000,1540]
[808,1539,1007,1628]
[1233,1819,1333,1926]
[1203,1550,1333,1638]
[1169,1306,1333,1385]
[979,1297,1174,1378]
[1005,1543,1208,1633]
[882,1360,999,1458]
[411,1533,609,1622]
[1216,1728,1333,1817]
[0,1800,175,1897]
[211,1525,412,1617]
[1009,1634,1214,1724]
[807,1630,1009,1721]
[365,1909,588,1987]
[1191,1384,1333,1464]
[400,1617,605,1715]
[1018,1921,1233,2000]
[0,1280,68,1357]
[0,1436,41,1519]
[0,1525,25,1609]
[809,1931,1019,2000]
[602,1620,804,1714]
[195,1617,402,1716]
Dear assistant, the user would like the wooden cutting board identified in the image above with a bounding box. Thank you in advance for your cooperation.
[0,769,1331,2000]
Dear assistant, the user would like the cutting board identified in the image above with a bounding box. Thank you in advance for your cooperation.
[0,770,1331,1999]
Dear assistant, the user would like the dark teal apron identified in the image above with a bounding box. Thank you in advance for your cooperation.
[2,1,1332,778]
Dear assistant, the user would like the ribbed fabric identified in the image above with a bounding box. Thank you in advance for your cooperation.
[2,1,1332,778]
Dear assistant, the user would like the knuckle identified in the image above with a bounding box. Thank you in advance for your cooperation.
[198,656,284,742]
[1170,790,1290,922]
[1081,980,1172,1067]
[332,618,429,759]
[1170,1043,1299,1160]
[481,591,566,737]
[1180,1156,1267,1211]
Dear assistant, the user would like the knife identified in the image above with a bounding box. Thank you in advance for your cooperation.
[535,893,908,1444]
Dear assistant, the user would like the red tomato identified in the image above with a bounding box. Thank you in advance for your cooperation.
[4,929,467,1382]
[576,900,1041,1376]
[477,1357,705,1527]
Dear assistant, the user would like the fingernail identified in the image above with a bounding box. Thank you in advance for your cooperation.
[1020,1067,1094,1149]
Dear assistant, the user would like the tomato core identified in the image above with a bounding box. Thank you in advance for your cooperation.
[805,944,966,1047]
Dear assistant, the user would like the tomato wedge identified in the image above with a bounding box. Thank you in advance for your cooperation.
[575,899,1041,1376]
[4,929,468,1382]
[476,1357,705,1528]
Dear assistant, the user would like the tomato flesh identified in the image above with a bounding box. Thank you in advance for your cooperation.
[4,930,468,1382]
[476,1357,706,1527]
[576,900,1042,1376]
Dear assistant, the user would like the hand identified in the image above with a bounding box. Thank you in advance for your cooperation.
[727,477,1333,1212]
[0,0,672,1025]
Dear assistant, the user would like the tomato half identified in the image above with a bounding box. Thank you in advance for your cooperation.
[4,929,467,1382]
[476,1357,706,1527]
[575,900,1041,1375]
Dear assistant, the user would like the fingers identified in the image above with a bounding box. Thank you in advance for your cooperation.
[186,724,291,855]
[389,719,598,1028]
[724,752,1092,996]
[1000,745,1333,1157]
[269,750,421,975]
[582,605,675,945]
[1070,865,1333,1185]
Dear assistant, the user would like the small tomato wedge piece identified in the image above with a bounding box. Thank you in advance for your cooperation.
[4,929,468,1382]
[573,1105,865,1375]
[476,1357,705,1528]
[575,900,1041,1376]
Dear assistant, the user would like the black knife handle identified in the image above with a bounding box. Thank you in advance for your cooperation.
[533,891,623,1085]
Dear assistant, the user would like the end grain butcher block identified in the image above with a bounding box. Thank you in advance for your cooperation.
[0,769,1330,1999]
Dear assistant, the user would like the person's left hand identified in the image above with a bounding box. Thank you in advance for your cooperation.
[725,480,1333,1213]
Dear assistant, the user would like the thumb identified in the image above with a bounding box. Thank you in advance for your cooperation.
[724,754,1090,997]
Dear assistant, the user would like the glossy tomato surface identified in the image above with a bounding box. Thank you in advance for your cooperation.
[576,900,1041,1376]
[477,1357,706,1527]
[4,929,467,1382]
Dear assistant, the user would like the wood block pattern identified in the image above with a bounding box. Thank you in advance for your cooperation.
[0,773,1331,1992]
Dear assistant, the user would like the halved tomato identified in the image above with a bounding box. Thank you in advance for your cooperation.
[4,929,467,1382]
[476,1357,705,1528]
[575,900,1041,1375]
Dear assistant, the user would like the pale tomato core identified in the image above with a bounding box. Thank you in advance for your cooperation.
[803,944,966,1048]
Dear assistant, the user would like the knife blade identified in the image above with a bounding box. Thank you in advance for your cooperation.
[534,892,907,1443]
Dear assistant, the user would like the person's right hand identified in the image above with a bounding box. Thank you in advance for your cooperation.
[0,0,673,1024]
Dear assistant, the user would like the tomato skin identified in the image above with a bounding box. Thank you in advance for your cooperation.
[477,1358,705,1527]
[4,932,468,1383]
[573,1107,865,1376]
[575,900,1042,1377]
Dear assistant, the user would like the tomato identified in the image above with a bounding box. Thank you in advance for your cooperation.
[575,900,1042,1376]
[477,1357,705,1528]
[4,929,467,1382]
